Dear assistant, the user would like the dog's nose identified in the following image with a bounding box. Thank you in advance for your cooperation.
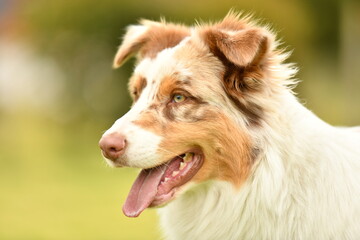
[99,133,126,161]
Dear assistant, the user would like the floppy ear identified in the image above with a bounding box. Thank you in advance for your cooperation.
[201,24,275,96]
[201,19,275,126]
[113,20,190,68]
[204,27,272,68]
[113,24,149,68]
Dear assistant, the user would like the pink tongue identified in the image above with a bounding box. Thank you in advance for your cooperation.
[122,165,166,217]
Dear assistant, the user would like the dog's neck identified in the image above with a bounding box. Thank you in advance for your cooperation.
[254,90,331,164]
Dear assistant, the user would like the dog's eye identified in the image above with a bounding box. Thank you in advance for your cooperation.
[172,94,186,103]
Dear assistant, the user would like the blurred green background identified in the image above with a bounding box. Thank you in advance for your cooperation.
[0,0,359,239]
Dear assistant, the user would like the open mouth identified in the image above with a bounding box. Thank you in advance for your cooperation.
[122,151,204,217]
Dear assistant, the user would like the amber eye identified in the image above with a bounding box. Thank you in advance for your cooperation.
[173,94,186,103]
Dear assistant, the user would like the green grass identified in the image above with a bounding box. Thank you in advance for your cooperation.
[0,112,161,240]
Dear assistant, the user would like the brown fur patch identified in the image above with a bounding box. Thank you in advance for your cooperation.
[157,75,180,101]
[204,28,269,67]
[156,110,253,187]
[132,109,165,134]
[113,20,190,67]
[129,75,147,101]
[192,114,253,187]
[139,21,190,59]
[200,17,273,126]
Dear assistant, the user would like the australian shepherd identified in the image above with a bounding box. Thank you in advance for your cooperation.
[99,12,360,239]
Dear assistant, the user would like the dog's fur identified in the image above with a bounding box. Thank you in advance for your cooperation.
[101,13,360,239]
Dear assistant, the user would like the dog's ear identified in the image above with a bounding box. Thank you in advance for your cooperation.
[204,27,271,68]
[201,19,275,97]
[113,24,149,68]
[113,20,190,68]
[200,15,275,126]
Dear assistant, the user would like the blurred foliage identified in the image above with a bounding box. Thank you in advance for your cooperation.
[0,0,359,239]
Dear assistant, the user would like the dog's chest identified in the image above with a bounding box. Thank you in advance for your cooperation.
[157,181,264,240]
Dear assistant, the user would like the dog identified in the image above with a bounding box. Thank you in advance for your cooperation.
[99,12,360,240]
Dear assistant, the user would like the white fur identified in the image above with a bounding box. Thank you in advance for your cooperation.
[103,89,163,168]
[158,91,360,240]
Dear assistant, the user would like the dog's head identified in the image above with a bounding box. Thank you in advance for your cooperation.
[99,13,293,217]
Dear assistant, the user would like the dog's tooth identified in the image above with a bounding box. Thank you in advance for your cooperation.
[172,171,179,177]
[164,177,170,182]
[184,153,193,163]
[179,162,187,170]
